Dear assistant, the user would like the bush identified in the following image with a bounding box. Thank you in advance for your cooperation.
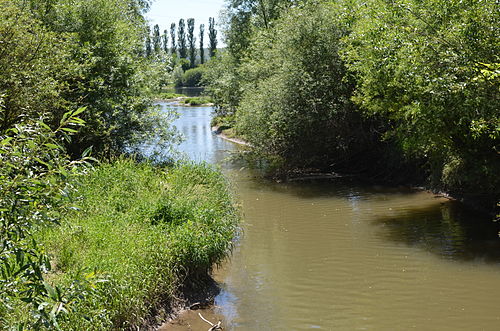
[183,96,213,105]
[175,66,206,87]
[0,108,93,329]
[344,0,500,198]
[234,4,382,173]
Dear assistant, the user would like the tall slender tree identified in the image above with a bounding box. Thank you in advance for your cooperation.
[162,29,169,53]
[177,19,187,59]
[208,17,217,58]
[170,23,177,57]
[187,18,196,68]
[145,25,152,57]
[152,24,161,54]
[199,24,205,64]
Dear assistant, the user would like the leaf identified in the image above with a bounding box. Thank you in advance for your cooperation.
[38,121,52,131]
[82,146,93,158]
[43,281,57,300]
[44,143,60,150]
[61,128,78,133]
[72,107,86,117]
[1,137,13,146]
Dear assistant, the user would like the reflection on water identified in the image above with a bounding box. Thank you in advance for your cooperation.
[166,87,205,97]
[165,103,236,164]
[161,103,500,331]
[373,201,500,262]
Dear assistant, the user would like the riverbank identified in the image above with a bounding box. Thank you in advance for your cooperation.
[210,120,497,218]
[3,159,239,329]
[212,125,251,147]
[155,93,214,107]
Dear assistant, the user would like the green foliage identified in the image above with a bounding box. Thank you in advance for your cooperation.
[170,23,177,56]
[0,0,74,131]
[344,0,499,195]
[178,19,187,59]
[187,18,197,68]
[1,0,178,159]
[208,0,499,208]
[162,29,169,53]
[0,108,95,329]
[221,0,301,61]
[199,24,206,64]
[203,51,242,116]
[183,96,213,106]
[234,4,379,171]
[175,66,207,87]
[35,159,239,329]
[208,17,218,58]
[152,24,161,54]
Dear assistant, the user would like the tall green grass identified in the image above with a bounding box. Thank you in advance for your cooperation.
[27,159,238,329]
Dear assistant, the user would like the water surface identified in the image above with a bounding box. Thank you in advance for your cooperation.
[162,104,500,330]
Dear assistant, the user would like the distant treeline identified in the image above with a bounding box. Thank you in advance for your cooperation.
[204,0,499,212]
[145,17,218,69]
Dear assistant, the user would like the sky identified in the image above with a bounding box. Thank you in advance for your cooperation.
[145,0,227,33]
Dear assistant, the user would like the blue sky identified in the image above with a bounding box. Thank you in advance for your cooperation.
[146,0,227,33]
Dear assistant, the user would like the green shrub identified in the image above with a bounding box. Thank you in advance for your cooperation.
[0,108,93,329]
[183,96,213,105]
[344,0,499,197]
[234,4,381,172]
[176,67,206,87]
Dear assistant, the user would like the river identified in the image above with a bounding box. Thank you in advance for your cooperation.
[160,103,500,330]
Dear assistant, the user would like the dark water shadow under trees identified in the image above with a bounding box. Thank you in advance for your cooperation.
[371,201,500,263]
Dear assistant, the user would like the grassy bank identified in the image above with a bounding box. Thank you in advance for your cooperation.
[6,159,238,329]
[182,96,213,106]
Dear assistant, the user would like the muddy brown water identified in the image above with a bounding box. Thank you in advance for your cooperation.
[159,104,500,330]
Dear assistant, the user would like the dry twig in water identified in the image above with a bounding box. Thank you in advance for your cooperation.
[198,312,222,331]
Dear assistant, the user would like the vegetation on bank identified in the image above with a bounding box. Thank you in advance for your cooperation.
[155,92,213,106]
[183,96,214,106]
[1,0,238,329]
[205,0,499,212]
[1,153,238,329]
[36,160,237,329]
[157,92,188,100]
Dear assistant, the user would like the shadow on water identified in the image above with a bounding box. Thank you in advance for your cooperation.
[166,87,205,97]
[371,200,500,263]
[240,173,423,200]
[235,171,500,264]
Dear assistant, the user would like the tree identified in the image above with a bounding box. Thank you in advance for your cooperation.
[234,4,374,172]
[222,0,297,61]
[152,24,161,54]
[187,18,196,68]
[177,19,187,59]
[170,23,177,56]
[208,17,217,58]
[0,0,74,131]
[145,25,152,57]
[199,24,205,64]
[162,29,169,53]
[344,0,500,198]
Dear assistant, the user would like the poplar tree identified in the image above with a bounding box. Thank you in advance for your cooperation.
[187,18,196,68]
[177,19,187,59]
[208,17,217,58]
[152,24,161,54]
[170,23,177,57]
[199,24,205,64]
[162,30,168,53]
[145,26,152,57]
